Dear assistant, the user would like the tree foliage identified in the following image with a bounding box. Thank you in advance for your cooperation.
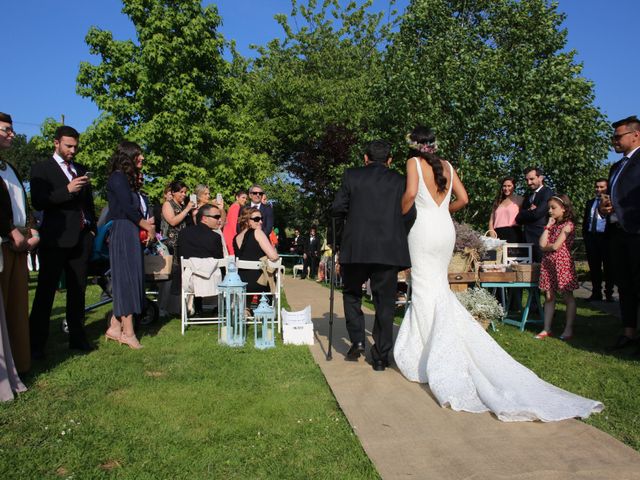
[248,0,399,224]
[75,0,276,203]
[378,0,609,224]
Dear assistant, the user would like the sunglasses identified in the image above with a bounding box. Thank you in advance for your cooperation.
[204,214,222,219]
[250,191,264,196]
[250,216,263,222]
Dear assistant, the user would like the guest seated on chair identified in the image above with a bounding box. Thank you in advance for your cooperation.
[178,204,226,314]
[233,207,279,297]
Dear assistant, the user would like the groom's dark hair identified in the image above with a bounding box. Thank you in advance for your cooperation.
[365,140,391,163]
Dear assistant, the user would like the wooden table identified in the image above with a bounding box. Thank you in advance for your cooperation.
[480,281,543,331]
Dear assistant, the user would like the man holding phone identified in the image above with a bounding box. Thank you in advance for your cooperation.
[29,126,97,357]
[600,115,640,353]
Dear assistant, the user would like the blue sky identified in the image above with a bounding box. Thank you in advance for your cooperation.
[2,0,636,163]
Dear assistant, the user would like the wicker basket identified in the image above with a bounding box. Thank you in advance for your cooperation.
[512,263,540,282]
[448,252,472,273]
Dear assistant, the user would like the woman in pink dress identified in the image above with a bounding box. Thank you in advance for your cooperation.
[488,177,523,242]
[536,194,579,341]
[222,189,247,255]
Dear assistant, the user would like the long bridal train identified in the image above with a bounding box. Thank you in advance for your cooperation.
[393,158,603,422]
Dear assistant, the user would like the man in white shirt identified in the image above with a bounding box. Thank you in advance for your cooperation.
[582,178,613,302]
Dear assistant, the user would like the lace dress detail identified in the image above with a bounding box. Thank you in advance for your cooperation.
[393,158,603,422]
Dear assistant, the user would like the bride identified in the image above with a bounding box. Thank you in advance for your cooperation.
[393,126,603,422]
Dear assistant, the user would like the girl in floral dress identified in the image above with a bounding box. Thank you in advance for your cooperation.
[536,194,579,340]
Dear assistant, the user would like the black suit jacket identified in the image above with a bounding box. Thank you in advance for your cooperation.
[607,149,640,234]
[332,162,413,269]
[0,161,24,237]
[515,185,553,244]
[303,234,321,258]
[178,223,224,259]
[30,157,96,248]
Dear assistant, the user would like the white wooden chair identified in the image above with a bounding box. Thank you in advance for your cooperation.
[180,256,229,335]
[236,258,285,333]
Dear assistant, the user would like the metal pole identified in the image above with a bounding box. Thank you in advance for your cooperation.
[327,217,336,361]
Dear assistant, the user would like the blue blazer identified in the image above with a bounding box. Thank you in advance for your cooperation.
[607,148,640,234]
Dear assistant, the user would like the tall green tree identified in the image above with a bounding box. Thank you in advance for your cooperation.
[378,0,609,225]
[249,0,398,224]
[76,0,276,201]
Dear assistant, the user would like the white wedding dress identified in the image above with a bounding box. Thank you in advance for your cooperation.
[393,158,603,422]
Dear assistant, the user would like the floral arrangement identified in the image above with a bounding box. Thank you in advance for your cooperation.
[455,287,504,330]
[453,221,486,255]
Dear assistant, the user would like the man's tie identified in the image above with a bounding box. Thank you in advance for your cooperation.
[529,191,537,204]
[65,161,86,229]
[590,199,600,232]
[63,161,77,179]
[610,157,629,205]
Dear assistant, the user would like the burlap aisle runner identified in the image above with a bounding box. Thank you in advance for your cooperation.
[283,278,640,480]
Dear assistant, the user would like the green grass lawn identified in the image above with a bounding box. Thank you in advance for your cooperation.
[0,277,379,479]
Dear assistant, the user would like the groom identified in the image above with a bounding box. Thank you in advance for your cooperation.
[332,140,414,371]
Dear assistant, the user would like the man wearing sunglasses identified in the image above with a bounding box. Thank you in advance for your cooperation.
[332,140,415,371]
[177,204,226,315]
[600,115,640,354]
[178,204,225,261]
[246,184,274,235]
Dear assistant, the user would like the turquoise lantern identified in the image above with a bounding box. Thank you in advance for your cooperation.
[218,261,247,347]
[253,293,276,350]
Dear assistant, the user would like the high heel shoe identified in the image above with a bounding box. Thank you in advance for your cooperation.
[105,327,121,342]
[559,334,573,341]
[119,333,143,350]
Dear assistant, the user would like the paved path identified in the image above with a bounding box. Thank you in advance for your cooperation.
[283,277,640,480]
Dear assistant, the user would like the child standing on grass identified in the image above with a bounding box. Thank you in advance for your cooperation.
[536,194,579,341]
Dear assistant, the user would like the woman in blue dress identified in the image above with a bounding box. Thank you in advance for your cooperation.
[105,141,155,349]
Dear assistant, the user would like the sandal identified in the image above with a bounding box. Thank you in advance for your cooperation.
[535,331,552,339]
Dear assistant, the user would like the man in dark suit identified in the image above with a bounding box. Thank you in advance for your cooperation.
[178,204,225,315]
[178,204,225,260]
[300,226,321,280]
[332,140,414,371]
[600,115,640,353]
[515,167,554,262]
[582,178,614,302]
[246,184,274,235]
[29,126,96,357]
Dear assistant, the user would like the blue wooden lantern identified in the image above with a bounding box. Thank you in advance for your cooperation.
[218,261,247,347]
[253,293,276,350]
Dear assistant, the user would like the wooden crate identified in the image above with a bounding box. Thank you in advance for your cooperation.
[448,272,477,292]
[478,271,517,283]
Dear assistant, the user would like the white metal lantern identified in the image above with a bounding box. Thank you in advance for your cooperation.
[218,261,247,347]
[253,293,276,349]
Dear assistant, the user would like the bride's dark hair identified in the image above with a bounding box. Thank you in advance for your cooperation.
[407,126,447,193]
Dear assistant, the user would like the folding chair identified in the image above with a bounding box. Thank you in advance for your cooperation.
[236,258,285,332]
[180,256,229,335]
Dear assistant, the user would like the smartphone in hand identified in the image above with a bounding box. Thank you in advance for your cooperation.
[85,171,94,179]
[189,193,197,205]
[216,193,223,204]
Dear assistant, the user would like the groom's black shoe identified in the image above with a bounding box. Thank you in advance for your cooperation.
[371,359,389,372]
[345,342,365,361]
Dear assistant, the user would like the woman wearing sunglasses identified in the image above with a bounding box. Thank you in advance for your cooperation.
[233,207,279,296]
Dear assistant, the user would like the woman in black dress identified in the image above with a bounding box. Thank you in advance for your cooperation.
[233,207,279,294]
[105,142,155,349]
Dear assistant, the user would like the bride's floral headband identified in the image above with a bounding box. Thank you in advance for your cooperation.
[406,133,438,154]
